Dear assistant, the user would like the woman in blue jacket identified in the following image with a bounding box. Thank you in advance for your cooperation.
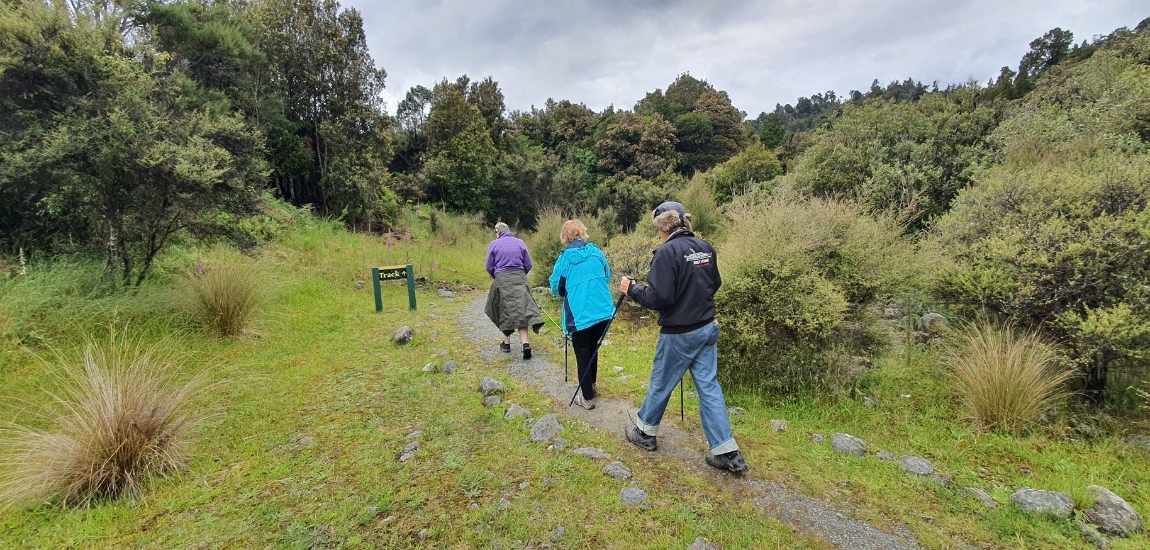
[549,219,615,410]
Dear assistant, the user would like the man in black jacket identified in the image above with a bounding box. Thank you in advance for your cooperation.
[620,201,748,474]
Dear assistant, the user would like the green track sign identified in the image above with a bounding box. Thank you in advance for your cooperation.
[372,264,416,312]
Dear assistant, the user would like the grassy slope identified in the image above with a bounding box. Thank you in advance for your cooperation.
[0,220,810,549]
[588,315,1150,549]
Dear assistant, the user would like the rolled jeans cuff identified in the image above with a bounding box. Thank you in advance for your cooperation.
[635,415,659,436]
[710,438,739,456]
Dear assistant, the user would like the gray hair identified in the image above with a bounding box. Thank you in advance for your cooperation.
[653,210,691,234]
[494,222,511,236]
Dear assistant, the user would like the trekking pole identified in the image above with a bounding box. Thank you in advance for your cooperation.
[564,334,569,383]
[569,292,627,408]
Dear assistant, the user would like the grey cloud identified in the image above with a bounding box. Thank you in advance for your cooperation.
[347,0,1147,116]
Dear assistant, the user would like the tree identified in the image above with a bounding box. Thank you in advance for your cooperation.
[1013,28,1074,95]
[422,92,497,213]
[466,76,506,144]
[594,112,677,178]
[0,2,266,283]
[593,175,672,231]
[706,143,783,203]
[638,74,749,174]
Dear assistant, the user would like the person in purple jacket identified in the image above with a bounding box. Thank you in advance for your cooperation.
[484,222,544,360]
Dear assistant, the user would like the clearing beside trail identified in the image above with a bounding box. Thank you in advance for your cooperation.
[460,294,922,550]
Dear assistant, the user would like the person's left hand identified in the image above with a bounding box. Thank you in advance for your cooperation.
[619,276,632,294]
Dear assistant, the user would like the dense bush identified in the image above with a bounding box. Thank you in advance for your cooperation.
[947,322,1071,434]
[717,191,937,395]
[526,210,605,287]
[0,330,202,507]
[790,91,998,230]
[705,142,783,204]
[604,216,659,283]
[676,174,724,238]
[936,33,1150,405]
[591,174,675,232]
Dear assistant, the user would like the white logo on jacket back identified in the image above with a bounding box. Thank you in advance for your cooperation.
[684,248,712,267]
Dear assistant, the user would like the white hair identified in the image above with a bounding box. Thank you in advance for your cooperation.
[494,222,511,236]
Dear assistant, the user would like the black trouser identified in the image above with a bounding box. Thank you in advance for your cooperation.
[571,320,610,399]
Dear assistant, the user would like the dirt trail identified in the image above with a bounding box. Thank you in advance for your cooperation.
[461,295,922,550]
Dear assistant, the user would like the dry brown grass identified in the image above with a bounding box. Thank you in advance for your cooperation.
[0,331,203,508]
[947,322,1072,434]
[188,262,259,337]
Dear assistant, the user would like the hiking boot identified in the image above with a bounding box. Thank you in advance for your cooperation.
[625,426,657,451]
[500,341,511,353]
[522,343,532,360]
[573,393,596,410]
[705,450,749,475]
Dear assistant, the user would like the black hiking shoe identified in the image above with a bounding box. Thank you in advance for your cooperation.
[522,343,532,360]
[706,450,749,475]
[500,341,511,353]
[625,426,657,451]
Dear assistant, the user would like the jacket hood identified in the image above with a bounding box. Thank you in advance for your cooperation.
[562,240,599,265]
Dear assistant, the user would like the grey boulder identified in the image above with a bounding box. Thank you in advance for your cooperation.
[1011,488,1075,518]
[918,312,947,334]
[620,486,648,508]
[1085,485,1143,537]
[603,462,633,481]
[441,360,459,374]
[830,433,867,456]
[688,537,720,550]
[482,395,502,408]
[504,403,530,419]
[479,377,505,396]
[573,447,610,460]
[899,456,934,476]
[530,414,563,442]
[393,326,414,345]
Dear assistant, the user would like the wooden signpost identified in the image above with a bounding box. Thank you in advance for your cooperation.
[371,264,416,312]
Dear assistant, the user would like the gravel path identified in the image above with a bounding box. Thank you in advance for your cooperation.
[461,295,921,550]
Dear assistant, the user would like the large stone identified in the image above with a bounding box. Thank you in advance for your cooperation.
[393,326,414,345]
[603,462,633,481]
[769,419,788,433]
[1011,488,1075,518]
[441,361,459,374]
[1085,485,1143,537]
[620,486,648,508]
[573,447,611,460]
[437,288,456,299]
[479,377,505,396]
[830,433,867,456]
[918,312,947,334]
[530,414,563,442]
[899,456,934,476]
[964,487,998,509]
[482,395,502,408]
[688,537,720,550]
[504,403,530,419]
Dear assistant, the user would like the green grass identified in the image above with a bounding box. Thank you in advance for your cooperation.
[0,220,811,548]
[585,317,1150,549]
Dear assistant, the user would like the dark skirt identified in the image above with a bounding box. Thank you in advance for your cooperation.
[485,270,544,332]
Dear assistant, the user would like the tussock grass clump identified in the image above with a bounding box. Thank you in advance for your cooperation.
[948,322,1072,434]
[188,262,259,337]
[0,331,202,508]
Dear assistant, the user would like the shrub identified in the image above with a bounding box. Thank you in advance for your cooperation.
[946,322,1072,434]
[0,330,202,507]
[604,216,659,282]
[935,37,1150,406]
[717,191,936,395]
[187,262,259,337]
[676,174,724,238]
[705,142,783,203]
[526,209,605,287]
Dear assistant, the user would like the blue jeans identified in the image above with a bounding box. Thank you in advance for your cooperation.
[634,322,738,455]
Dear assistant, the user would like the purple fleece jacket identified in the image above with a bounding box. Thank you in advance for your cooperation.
[486,234,533,277]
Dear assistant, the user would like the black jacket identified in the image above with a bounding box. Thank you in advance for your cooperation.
[627,229,721,333]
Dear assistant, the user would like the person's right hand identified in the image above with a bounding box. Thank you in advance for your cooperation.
[619,276,632,294]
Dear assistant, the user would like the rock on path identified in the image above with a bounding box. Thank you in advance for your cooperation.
[1011,488,1074,518]
[504,403,530,419]
[479,377,505,396]
[573,447,611,460]
[620,486,648,508]
[393,326,413,345]
[898,456,934,476]
[688,537,720,550]
[830,433,867,456]
[1085,485,1143,537]
[530,414,563,442]
[603,462,633,481]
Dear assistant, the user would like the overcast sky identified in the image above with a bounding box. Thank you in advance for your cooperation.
[347,0,1147,116]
